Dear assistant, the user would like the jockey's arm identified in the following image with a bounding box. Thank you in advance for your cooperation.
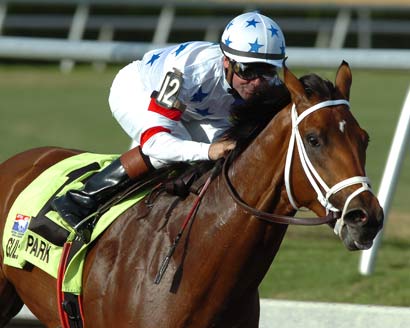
[141,131,235,168]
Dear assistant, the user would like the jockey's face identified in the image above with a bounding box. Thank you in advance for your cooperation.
[232,73,268,100]
[223,57,274,101]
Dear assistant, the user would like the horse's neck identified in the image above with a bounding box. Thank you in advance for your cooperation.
[228,107,292,214]
[200,107,294,287]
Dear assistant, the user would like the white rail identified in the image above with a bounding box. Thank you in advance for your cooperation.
[1,37,410,69]
[11,301,410,328]
[359,86,410,275]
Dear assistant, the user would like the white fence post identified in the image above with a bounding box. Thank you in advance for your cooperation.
[60,3,90,73]
[359,86,410,275]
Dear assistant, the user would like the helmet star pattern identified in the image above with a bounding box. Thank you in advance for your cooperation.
[248,38,263,53]
[220,12,286,67]
[268,25,279,37]
[246,18,260,28]
[224,36,232,47]
[280,42,285,54]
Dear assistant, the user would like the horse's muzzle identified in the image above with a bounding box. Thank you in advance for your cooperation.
[339,205,384,251]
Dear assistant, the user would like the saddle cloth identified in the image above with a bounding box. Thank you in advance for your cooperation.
[2,152,148,294]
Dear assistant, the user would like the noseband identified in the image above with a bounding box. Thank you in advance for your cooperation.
[223,99,373,231]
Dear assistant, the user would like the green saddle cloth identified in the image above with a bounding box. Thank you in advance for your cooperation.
[2,152,148,294]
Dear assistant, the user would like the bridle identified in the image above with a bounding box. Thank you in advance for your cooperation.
[156,99,372,283]
[156,99,373,283]
[223,99,373,232]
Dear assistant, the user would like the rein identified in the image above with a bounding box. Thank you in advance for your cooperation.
[222,152,340,225]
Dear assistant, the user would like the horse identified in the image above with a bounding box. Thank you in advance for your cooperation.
[0,62,383,328]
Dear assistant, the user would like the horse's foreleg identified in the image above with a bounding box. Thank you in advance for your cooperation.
[0,266,23,327]
[216,290,260,328]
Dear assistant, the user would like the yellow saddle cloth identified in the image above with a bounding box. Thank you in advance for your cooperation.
[3,152,148,294]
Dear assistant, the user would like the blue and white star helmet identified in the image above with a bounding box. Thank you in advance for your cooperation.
[220,12,286,67]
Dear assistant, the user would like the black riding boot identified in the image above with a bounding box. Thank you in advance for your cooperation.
[51,147,152,242]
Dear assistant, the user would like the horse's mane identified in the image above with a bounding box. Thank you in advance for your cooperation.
[224,73,337,151]
[166,73,338,196]
[223,82,290,148]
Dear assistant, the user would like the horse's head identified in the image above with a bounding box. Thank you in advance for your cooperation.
[283,61,384,251]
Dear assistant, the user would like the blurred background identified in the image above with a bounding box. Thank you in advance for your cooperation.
[1,0,410,48]
[1,0,409,324]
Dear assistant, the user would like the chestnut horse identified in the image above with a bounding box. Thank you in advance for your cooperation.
[0,62,383,328]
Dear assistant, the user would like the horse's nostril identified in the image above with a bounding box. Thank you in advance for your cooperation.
[344,209,368,225]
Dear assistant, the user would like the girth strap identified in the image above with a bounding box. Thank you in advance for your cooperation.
[57,241,86,328]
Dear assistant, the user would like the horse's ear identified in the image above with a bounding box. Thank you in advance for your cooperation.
[335,60,352,100]
[283,60,307,105]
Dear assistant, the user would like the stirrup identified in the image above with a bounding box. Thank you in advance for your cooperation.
[72,214,95,244]
[72,223,92,244]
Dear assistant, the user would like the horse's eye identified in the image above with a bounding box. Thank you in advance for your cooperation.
[306,134,320,148]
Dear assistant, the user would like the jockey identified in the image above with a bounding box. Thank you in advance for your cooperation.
[51,11,287,241]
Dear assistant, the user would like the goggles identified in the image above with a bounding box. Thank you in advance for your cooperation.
[230,60,278,81]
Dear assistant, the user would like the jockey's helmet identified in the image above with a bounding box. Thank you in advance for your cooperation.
[220,12,286,68]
